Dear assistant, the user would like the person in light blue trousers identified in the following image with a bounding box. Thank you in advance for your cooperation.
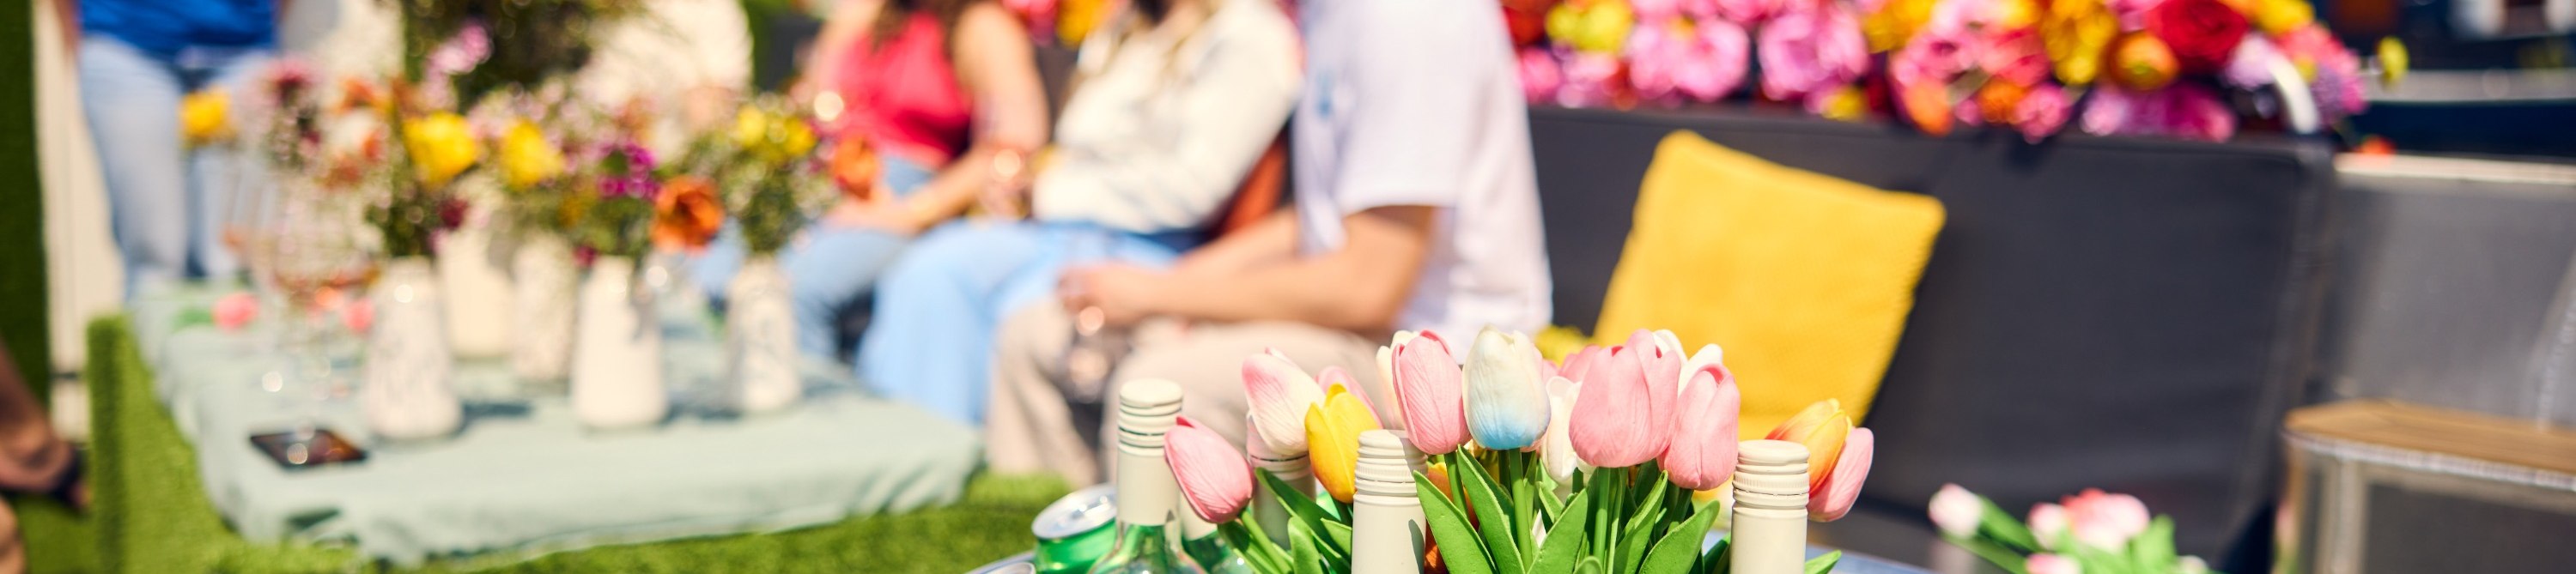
[65,0,278,294]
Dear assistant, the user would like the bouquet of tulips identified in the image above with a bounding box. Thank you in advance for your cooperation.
[1929,485,2213,574]
[1164,327,1879,574]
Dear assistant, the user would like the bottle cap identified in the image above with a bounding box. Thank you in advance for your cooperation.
[1354,430,1419,498]
[1115,379,1184,450]
[1737,440,1811,466]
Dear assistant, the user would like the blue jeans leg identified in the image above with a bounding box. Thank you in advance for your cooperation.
[81,37,190,293]
[186,48,273,280]
[779,226,909,360]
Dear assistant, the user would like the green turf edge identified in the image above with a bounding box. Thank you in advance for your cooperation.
[88,314,1072,573]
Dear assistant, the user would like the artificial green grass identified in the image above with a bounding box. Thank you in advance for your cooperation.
[20,495,98,574]
[81,315,1070,573]
[1,0,54,407]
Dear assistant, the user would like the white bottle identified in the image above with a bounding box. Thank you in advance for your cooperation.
[1088,379,1200,574]
[1351,430,1426,574]
[1731,439,1812,574]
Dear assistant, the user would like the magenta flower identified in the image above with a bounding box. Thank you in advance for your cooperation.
[2013,83,2072,142]
[1625,16,1749,106]
[1518,48,1564,105]
[597,141,659,200]
[2110,0,2166,31]
[2220,36,2281,88]
[1759,3,1871,103]
[1716,0,1784,24]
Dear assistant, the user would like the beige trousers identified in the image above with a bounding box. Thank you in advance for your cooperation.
[985,303,1394,486]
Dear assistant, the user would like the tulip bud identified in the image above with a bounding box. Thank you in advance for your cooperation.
[1625,329,1683,438]
[1680,344,1724,394]
[1661,364,1741,491]
[1304,382,1382,503]
[1540,376,1583,483]
[1245,350,1325,456]
[1808,427,1872,522]
[1392,330,1468,455]
[1166,416,1255,523]
[1569,344,1667,468]
[1928,483,1984,538]
[2026,553,2081,574]
[2029,502,2069,550]
[1766,399,1852,491]
[1315,366,1380,423]
[1463,328,1552,450]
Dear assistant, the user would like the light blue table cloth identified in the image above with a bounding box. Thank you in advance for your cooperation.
[130,285,985,565]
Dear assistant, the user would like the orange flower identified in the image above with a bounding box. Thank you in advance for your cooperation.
[1976,81,2029,124]
[2107,33,2181,91]
[653,176,725,252]
[830,139,881,202]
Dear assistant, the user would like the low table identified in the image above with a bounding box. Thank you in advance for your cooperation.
[122,286,986,566]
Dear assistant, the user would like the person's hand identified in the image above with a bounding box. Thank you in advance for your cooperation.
[1060,263,1167,328]
[824,197,932,236]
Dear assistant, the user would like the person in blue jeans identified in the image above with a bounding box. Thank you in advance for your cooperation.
[59,0,278,294]
[854,0,1304,424]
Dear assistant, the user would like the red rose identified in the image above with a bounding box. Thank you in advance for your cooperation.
[2149,0,2249,74]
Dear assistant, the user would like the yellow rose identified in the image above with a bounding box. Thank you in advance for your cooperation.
[181,90,232,147]
[2042,0,2118,86]
[1865,0,1938,52]
[404,112,481,188]
[2253,0,2313,35]
[498,120,564,189]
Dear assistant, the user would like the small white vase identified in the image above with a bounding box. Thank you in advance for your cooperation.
[726,256,800,414]
[510,235,578,384]
[571,257,668,429]
[437,196,515,358]
[362,257,464,441]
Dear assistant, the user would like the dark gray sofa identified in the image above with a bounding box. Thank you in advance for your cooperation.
[1527,106,2340,572]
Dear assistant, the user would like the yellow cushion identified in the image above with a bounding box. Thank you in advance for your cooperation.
[1593,131,1947,440]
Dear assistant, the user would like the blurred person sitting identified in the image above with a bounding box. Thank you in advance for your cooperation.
[577,0,754,154]
[983,0,1552,484]
[690,0,1051,360]
[58,0,283,294]
[852,0,1302,424]
[0,339,88,574]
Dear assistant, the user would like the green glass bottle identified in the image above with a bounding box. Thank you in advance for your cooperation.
[1088,380,1201,574]
[1182,531,1254,574]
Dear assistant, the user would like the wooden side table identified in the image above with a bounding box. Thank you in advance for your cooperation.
[2281,400,2576,573]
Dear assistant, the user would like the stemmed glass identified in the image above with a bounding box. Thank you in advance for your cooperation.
[254,178,380,444]
[223,148,295,392]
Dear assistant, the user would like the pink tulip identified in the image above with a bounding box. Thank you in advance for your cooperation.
[1809,427,1872,521]
[1716,0,1784,23]
[1929,483,1984,538]
[1558,345,1606,380]
[1661,363,1740,490]
[2062,488,2150,552]
[1624,329,1681,418]
[1569,344,1666,468]
[2026,553,2082,574]
[1244,349,1326,456]
[1315,366,1382,424]
[214,292,259,332]
[2029,502,2070,549]
[1393,330,1468,455]
[1165,416,1255,523]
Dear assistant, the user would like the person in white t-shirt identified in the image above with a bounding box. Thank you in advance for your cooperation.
[983,0,1551,485]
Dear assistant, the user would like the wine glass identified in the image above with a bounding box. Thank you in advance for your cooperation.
[258,183,380,444]
[223,148,294,392]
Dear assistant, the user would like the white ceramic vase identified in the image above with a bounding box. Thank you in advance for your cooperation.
[726,257,800,414]
[571,257,668,429]
[361,257,464,441]
[437,192,515,358]
[510,235,578,384]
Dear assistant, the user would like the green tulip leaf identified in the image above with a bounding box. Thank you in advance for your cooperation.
[1577,556,1607,574]
[1618,481,1670,574]
[1803,550,1843,574]
[1461,456,1523,572]
[1945,538,2031,574]
[1324,520,1355,559]
[1419,471,1498,574]
[1699,535,1730,574]
[1531,489,1592,574]
[1978,498,2040,552]
[1224,521,1293,574]
[1290,520,1327,574]
[1260,468,1352,559]
[1639,501,1721,574]
[1542,479,1570,523]
[2132,516,2176,574]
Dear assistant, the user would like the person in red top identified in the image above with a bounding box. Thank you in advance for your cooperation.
[692,0,1050,361]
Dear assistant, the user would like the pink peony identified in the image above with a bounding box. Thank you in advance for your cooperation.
[1759,3,1872,103]
[2061,488,2152,552]
[1519,48,1565,105]
[2081,82,2236,142]
[2013,82,2071,142]
[1626,16,1751,106]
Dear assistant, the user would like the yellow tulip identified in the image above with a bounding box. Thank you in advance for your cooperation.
[180,90,232,147]
[498,120,564,189]
[1303,382,1382,504]
[404,112,480,188]
[1765,399,1853,491]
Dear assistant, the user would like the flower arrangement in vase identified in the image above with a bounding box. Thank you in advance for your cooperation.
[671,96,838,414]
[566,139,673,429]
[1929,485,2209,574]
[1164,328,1877,574]
[484,86,611,384]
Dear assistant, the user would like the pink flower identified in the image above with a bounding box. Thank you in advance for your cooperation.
[2160,83,2239,142]
[1981,28,2051,87]
[1558,345,1607,381]
[341,299,374,334]
[1759,3,1872,103]
[2026,553,2082,574]
[1518,48,1564,105]
[1929,484,1984,538]
[1626,16,1751,106]
[2221,36,2281,88]
[2081,83,2237,142]
[1392,330,1469,455]
[1928,0,1996,35]
[1716,0,1783,23]
[1569,343,1664,468]
[2029,502,2071,548]
[1315,366,1379,421]
[1809,427,1873,521]
[1164,416,1256,523]
[1892,29,1979,88]
[1556,50,1627,108]
[1660,363,1740,490]
[214,292,259,332]
[1243,349,1325,456]
[1621,329,1683,403]
[2110,0,2165,31]
[2013,83,2071,142]
[2061,488,2151,551]
[1632,0,1719,21]
[2081,83,2140,136]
